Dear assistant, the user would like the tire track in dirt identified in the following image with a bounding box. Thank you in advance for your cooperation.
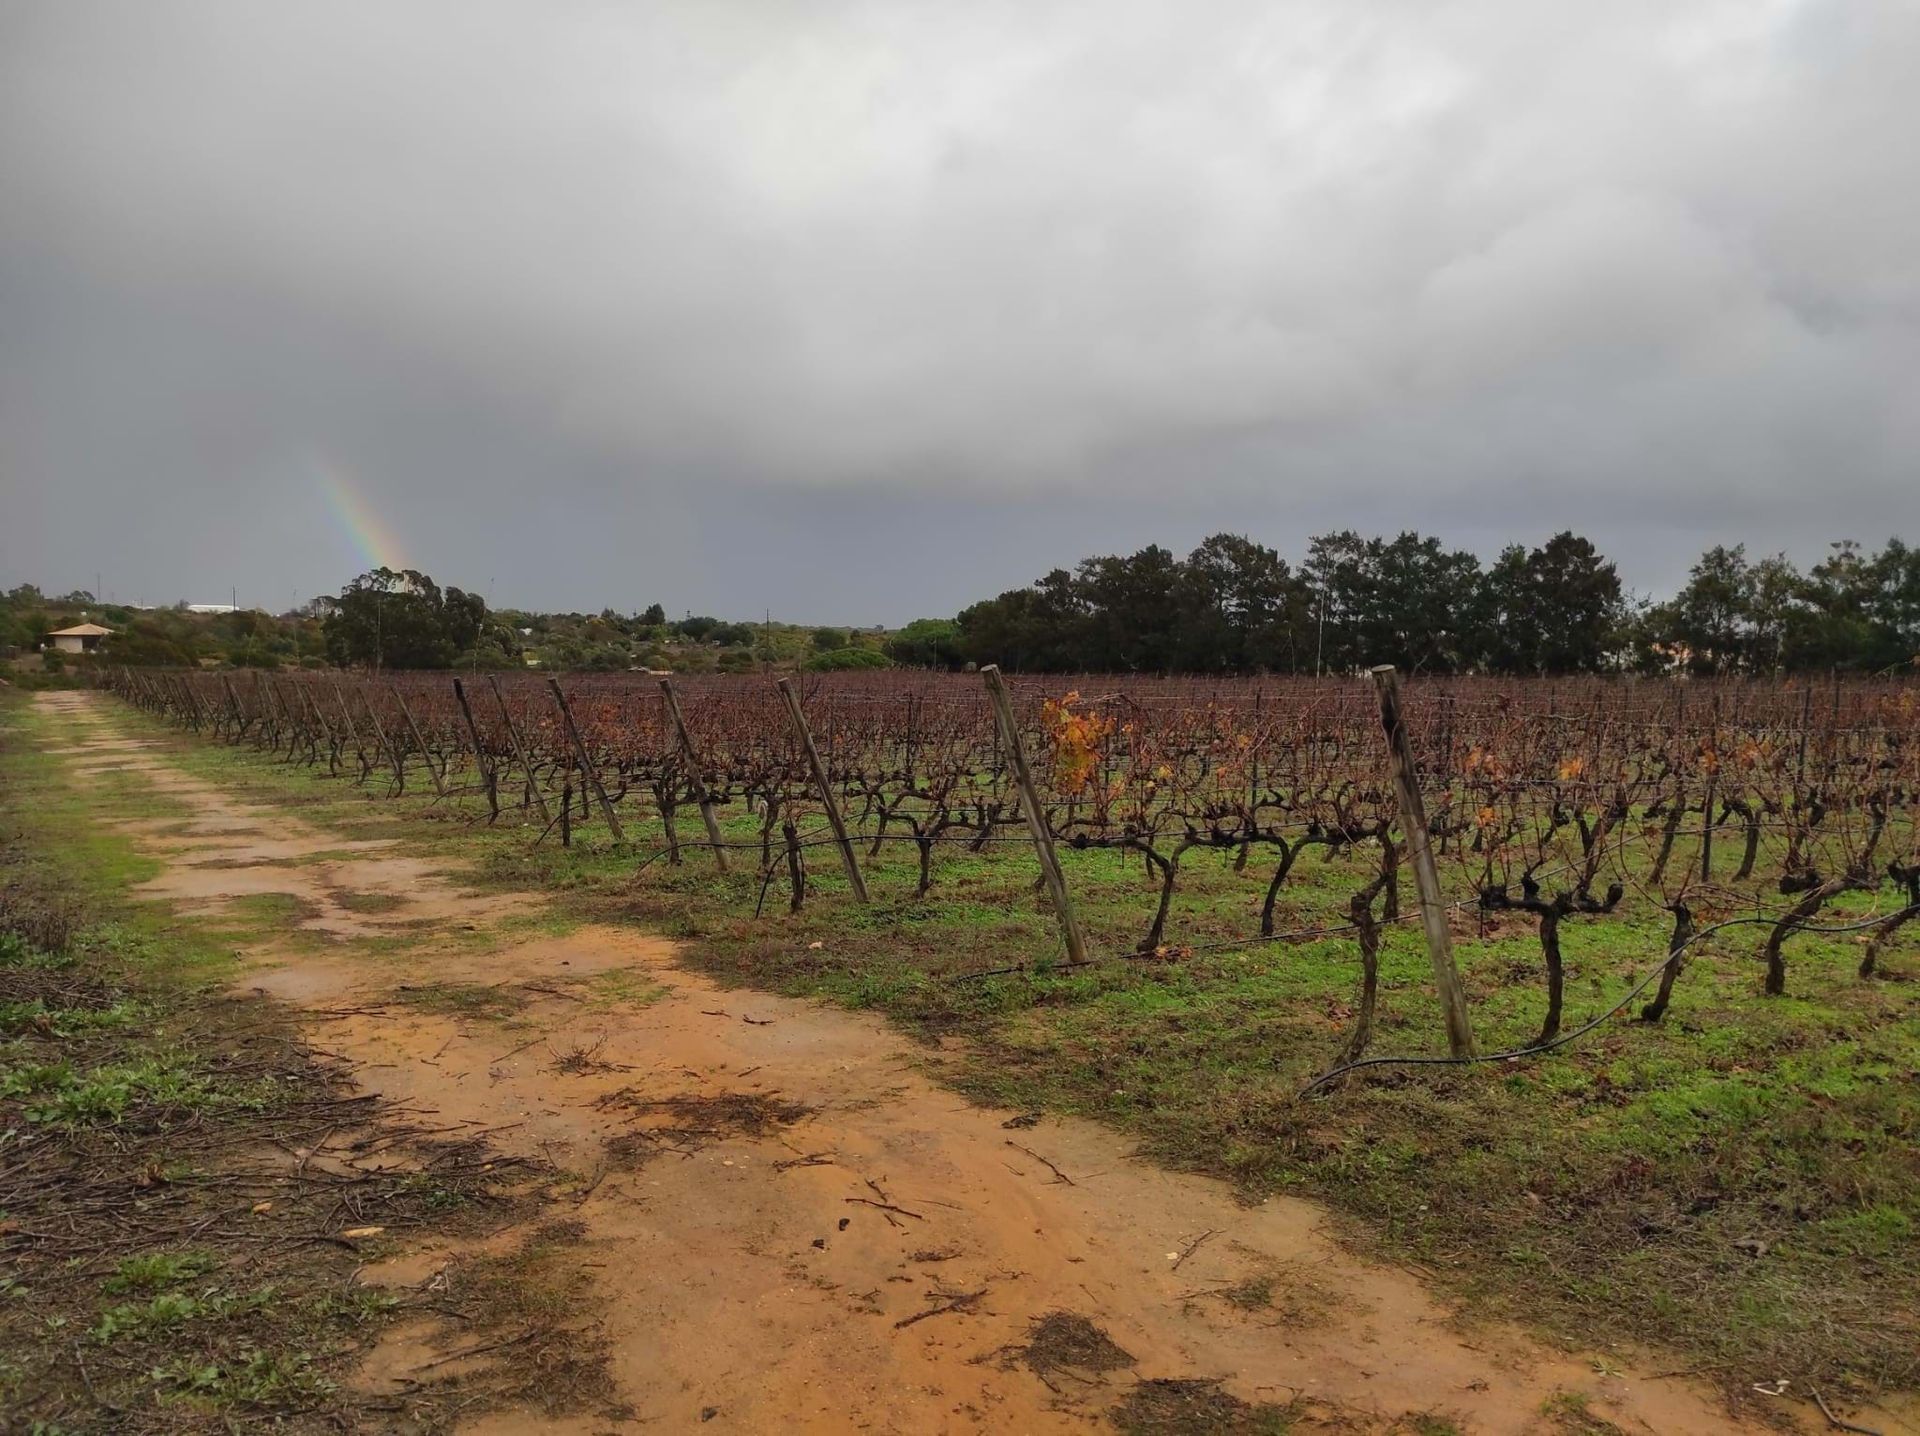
[35,690,1817,1434]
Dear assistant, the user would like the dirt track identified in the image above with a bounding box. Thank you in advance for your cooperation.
[38,690,1815,1434]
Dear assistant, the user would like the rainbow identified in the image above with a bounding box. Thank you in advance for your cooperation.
[318,465,409,574]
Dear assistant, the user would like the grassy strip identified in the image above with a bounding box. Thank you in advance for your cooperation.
[95,698,1920,1402]
[0,695,612,1432]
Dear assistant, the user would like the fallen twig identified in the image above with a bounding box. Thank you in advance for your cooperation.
[1005,1140,1076,1186]
[409,1330,529,1373]
[1171,1228,1218,1271]
[893,1287,986,1329]
[845,1196,925,1221]
[1812,1389,1884,1436]
[774,1152,834,1172]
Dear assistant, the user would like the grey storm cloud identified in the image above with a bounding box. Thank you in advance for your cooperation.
[1,0,1917,621]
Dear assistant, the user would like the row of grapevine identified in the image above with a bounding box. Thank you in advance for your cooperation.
[102,666,1919,1071]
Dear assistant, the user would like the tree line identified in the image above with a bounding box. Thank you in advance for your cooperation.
[907,533,1919,675]
[14,536,1916,679]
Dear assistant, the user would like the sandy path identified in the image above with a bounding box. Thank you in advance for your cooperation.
[35,690,1813,1434]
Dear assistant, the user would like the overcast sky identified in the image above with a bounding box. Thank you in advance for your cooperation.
[3,1,1916,623]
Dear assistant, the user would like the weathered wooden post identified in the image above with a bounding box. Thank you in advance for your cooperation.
[329,681,372,781]
[981,665,1088,966]
[173,674,204,732]
[545,678,625,844]
[220,673,249,740]
[452,678,499,820]
[658,678,729,872]
[252,671,281,750]
[298,682,338,775]
[486,675,551,825]
[777,677,869,902]
[1700,695,1719,882]
[1369,665,1475,1058]
[359,686,406,790]
[388,683,449,798]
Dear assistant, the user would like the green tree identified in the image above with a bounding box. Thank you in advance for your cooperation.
[956,569,1089,671]
[1788,541,1875,670]
[1304,531,1481,673]
[320,568,486,669]
[1744,553,1801,674]
[1862,539,1920,671]
[1501,531,1623,673]
[1173,534,1309,672]
[1076,545,1182,671]
[1670,545,1752,673]
[885,618,964,669]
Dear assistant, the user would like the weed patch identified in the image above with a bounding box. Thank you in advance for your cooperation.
[0,696,547,1431]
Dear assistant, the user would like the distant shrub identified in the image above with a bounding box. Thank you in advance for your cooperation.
[885,618,963,669]
[803,647,891,672]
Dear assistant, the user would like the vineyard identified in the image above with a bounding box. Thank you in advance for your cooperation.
[106,666,1920,1063]
[83,666,1920,1397]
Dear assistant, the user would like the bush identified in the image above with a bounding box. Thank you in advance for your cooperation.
[885,618,963,669]
[802,647,891,672]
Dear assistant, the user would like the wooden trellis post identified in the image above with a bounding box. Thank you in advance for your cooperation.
[659,678,729,872]
[298,682,338,774]
[777,678,868,902]
[329,681,372,781]
[486,675,551,825]
[220,673,250,740]
[389,683,449,797]
[452,678,498,819]
[546,678,625,844]
[1369,665,1475,1059]
[359,686,406,790]
[981,665,1088,966]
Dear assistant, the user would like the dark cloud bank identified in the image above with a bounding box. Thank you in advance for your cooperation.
[2,0,1916,622]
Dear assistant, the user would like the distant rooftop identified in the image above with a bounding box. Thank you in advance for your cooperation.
[47,623,113,637]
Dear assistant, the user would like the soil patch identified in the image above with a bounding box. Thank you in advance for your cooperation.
[1012,1311,1137,1390]
[1111,1378,1300,1434]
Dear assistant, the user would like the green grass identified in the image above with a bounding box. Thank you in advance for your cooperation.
[0,1051,261,1125]
[92,1286,278,1343]
[584,968,667,1008]
[332,889,406,914]
[0,693,558,1428]
[0,994,141,1038]
[62,695,1920,1402]
[102,1251,219,1295]
[148,1349,336,1410]
[389,979,526,1020]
